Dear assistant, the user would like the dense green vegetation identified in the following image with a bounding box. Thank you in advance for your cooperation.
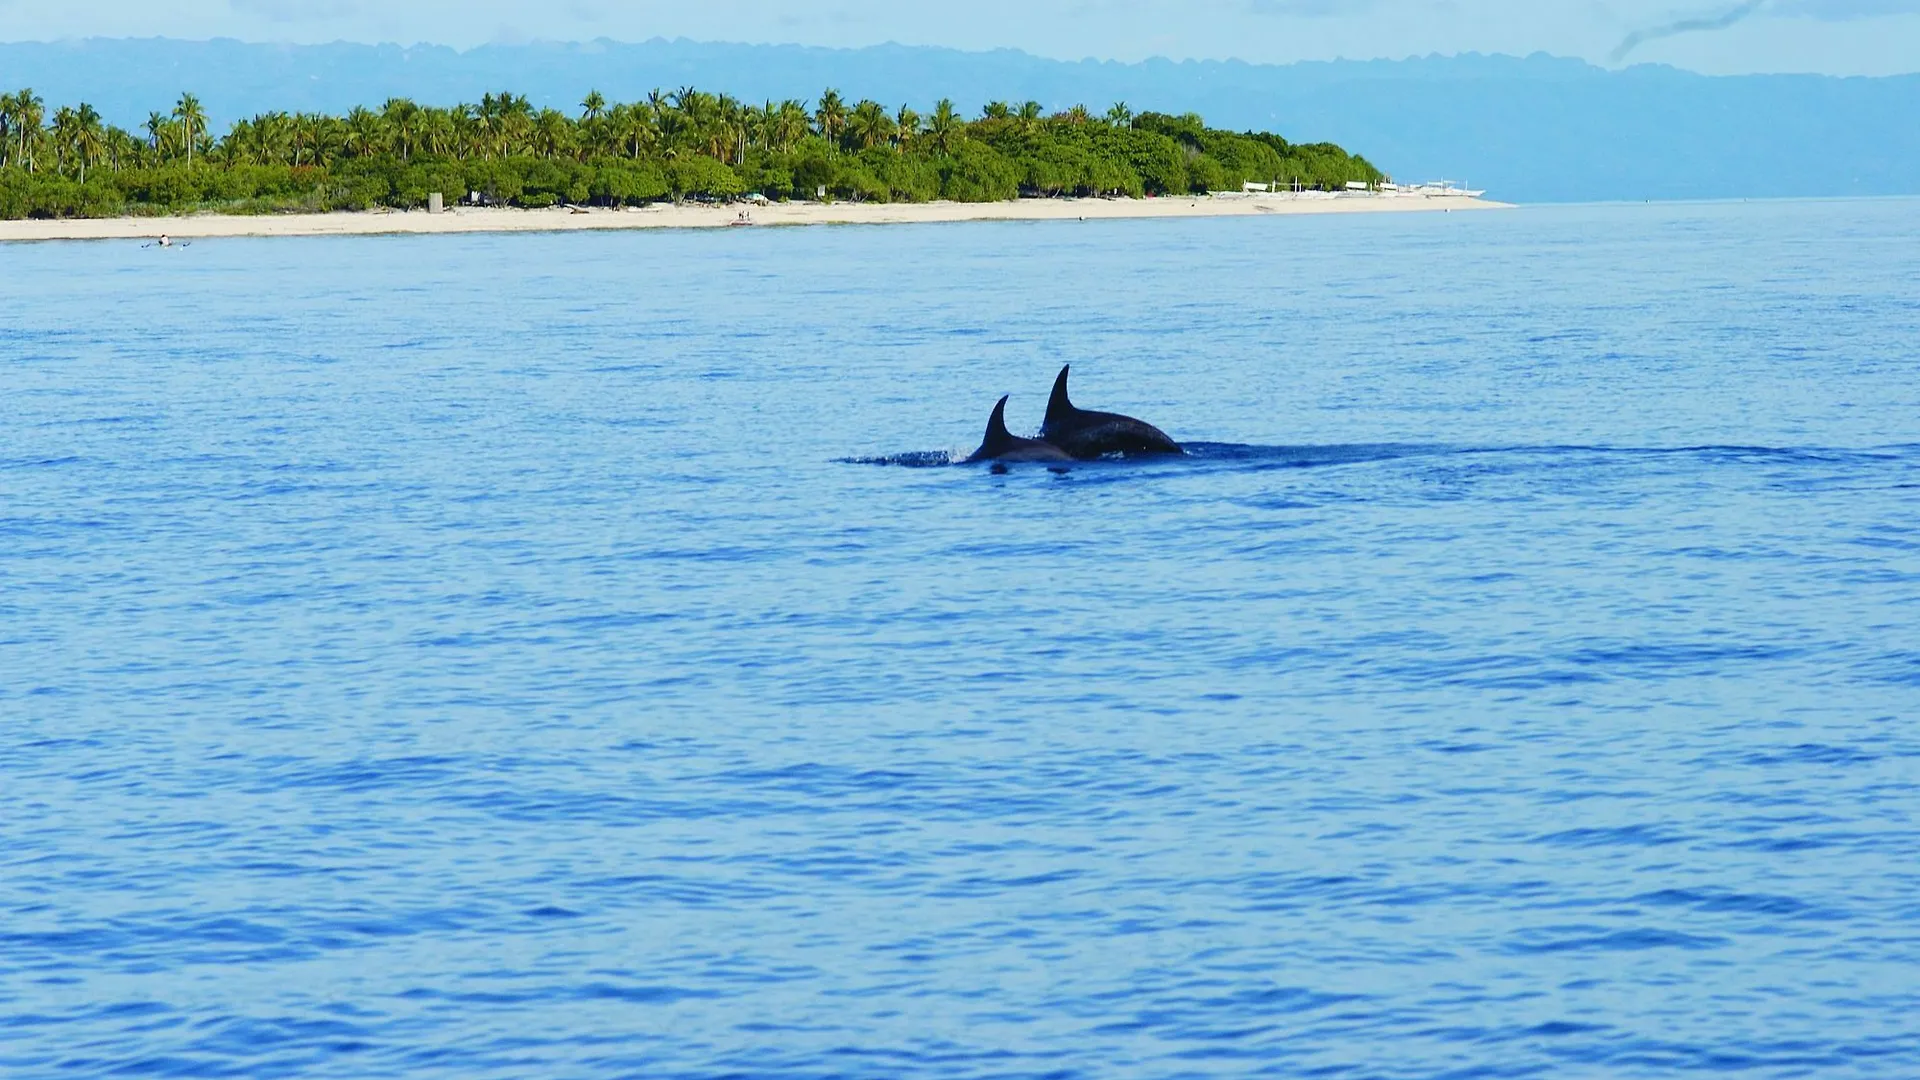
[0,88,1383,219]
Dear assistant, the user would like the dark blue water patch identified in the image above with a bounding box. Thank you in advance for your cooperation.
[1532,825,1689,849]
[0,454,85,470]
[1851,532,1920,553]
[263,755,469,795]
[1520,1020,1611,1038]
[1865,651,1920,686]
[1420,740,1495,755]
[1560,641,1805,676]
[1740,743,1881,767]
[1628,887,1840,921]
[0,906,487,970]
[1718,835,1840,853]
[1576,1036,1872,1072]
[0,515,120,537]
[576,982,723,1005]
[705,762,926,795]
[32,413,163,429]
[1503,927,1727,955]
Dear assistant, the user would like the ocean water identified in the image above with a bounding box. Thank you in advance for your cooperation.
[2,198,1917,1078]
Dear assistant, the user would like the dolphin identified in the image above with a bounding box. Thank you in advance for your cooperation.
[965,396,1074,464]
[1040,365,1183,458]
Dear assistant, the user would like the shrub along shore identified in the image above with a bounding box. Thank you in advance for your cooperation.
[0,89,1384,219]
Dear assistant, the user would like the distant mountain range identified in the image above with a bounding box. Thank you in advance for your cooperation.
[2,37,1916,203]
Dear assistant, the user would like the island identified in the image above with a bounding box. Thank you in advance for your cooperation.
[0,88,1505,239]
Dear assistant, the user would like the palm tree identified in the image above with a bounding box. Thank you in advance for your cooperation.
[746,100,775,154]
[73,103,104,182]
[291,112,323,165]
[49,105,77,175]
[472,94,498,157]
[1105,101,1133,127]
[895,105,920,148]
[981,101,1012,121]
[253,111,295,165]
[105,125,141,171]
[145,111,172,161]
[0,91,14,168]
[499,92,534,155]
[1063,104,1092,127]
[227,116,257,164]
[847,99,894,150]
[1017,100,1044,133]
[343,105,382,158]
[578,102,617,158]
[14,89,45,171]
[580,90,606,122]
[47,103,104,180]
[928,99,960,155]
[382,98,421,160]
[533,108,572,159]
[477,92,529,158]
[613,102,657,159]
[715,93,746,163]
[660,86,698,156]
[213,120,245,167]
[173,92,206,166]
[455,102,486,160]
[316,114,348,162]
[772,99,810,152]
[419,107,456,159]
[225,114,255,165]
[814,88,847,145]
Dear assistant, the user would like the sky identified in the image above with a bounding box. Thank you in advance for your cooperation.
[0,0,1915,75]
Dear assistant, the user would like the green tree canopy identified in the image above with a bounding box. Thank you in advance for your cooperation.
[0,84,1391,218]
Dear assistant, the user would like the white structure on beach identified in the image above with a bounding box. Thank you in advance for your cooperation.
[1408,180,1488,198]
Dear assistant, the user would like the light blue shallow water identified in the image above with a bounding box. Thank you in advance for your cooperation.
[3,199,1918,1078]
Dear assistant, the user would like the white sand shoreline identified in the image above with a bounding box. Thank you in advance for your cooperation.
[0,193,1510,243]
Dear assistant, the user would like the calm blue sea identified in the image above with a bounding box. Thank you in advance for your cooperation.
[3,198,1918,1078]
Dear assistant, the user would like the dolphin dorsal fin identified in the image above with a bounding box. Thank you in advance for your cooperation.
[981,395,1015,455]
[1044,365,1076,430]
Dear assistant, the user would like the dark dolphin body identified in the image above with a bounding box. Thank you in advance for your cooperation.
[1040,365,1183,459]
[965,396,1074,464]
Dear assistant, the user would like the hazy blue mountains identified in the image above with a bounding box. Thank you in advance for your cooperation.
[2,37,1915,203]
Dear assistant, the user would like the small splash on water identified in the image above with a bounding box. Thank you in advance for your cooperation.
[837,450,958,467]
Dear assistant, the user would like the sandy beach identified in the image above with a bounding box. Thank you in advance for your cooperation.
[0,192,1508,243]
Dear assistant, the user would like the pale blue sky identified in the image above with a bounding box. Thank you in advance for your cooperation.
[2,0,1915,74]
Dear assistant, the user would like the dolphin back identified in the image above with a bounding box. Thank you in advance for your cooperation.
[967,396,1073,463]
[1040,364,1183,458]
[1054,413,1183,458]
